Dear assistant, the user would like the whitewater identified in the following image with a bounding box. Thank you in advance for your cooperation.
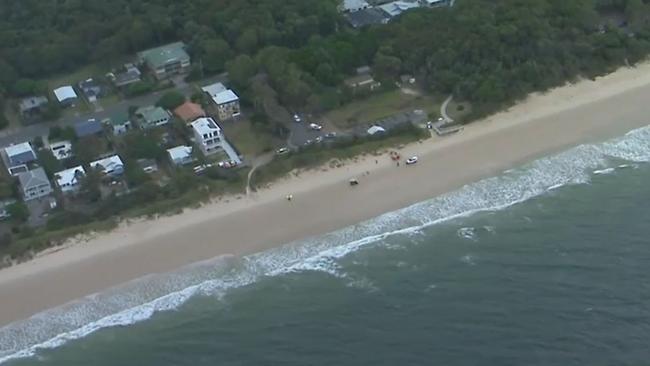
[2,124,650,364]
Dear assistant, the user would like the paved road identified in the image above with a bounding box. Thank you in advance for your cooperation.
[0,73,229,148]
[286,113,330,148]
[441,95,454,123]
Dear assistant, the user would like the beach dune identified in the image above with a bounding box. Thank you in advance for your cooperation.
[2,64,650,327]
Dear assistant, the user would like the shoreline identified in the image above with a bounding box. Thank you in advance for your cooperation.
[2,64,650,327]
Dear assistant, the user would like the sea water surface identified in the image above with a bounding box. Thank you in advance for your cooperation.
[3,126,650,365]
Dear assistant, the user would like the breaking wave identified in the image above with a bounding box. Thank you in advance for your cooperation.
[2,124,650,363]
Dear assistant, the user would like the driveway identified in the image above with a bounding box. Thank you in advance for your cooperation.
[0,73,229,148]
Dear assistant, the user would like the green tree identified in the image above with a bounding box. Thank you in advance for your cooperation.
[202,38,233,73]
[156,91,186,110]
[74,136,104,165]
[37,149,63,178]
[12,78,37,97]
[123,132,165,160]
[41,102,62,121]
[227,55,258,89]
[373,53,402,80]
[7,202,29,223]
[81,168,102,203]
[124,160,151,187]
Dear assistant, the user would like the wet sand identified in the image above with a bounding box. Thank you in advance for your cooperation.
[2,64,650,326]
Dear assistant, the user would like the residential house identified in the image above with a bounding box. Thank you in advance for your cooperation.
[167,145,194,166]
[90,155,125,178]
[174,101,206,123]
[340,0,370,12]
[135,106,171,129]
[345,8,390,28]
[3,142,37,176]
[137,42,191,80]
[202,83,241,121]
[108,63,142,88]
[137,159,159,174]
[78,78,102,102]
[74,119,104,138]
[50,141,74,161]
[53,86,79,107]
[191,117,223,155]
[54,166,86,194]
[19,96,48,117]
[104,112,132,135]
[378,0,421,17]
[344,74,382,92]
[17,167,53,201]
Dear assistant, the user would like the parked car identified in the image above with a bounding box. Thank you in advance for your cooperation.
[304,139,313,146]
[276,147,290,155]
[293,114,302,123]
[309,123,323,131]
[406,156,419,165]
[315,136,323,143]
[324,132,337,139]
[193,163,213,175]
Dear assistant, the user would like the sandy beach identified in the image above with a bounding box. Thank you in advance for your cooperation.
[2,63,650,327]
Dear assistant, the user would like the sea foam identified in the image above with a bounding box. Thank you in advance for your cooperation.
[2,124,650,363]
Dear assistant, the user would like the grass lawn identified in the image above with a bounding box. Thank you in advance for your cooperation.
[326,89,442,129]
[220,119,282,158]
[98,94,122,109]
[447,99,473,122]
[60,103,91,121]
[205,148,229,163]
[45,64,105,90]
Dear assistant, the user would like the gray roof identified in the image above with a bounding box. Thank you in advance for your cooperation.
[19,96,48,113]
[113,64,141,87]
[74,119,103,137]
[18,167,50,190]
[345,8,390,28]
[137,42,190,69]
[78,78,101,96]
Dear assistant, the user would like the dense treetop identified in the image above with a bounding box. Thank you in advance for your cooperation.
[1,0,650,116]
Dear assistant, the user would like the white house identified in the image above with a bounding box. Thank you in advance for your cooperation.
[50,141,74,160]
[53,86,79,106]
[17,168,53,201]
[191,117,223,155]
[167,145,194,166]
[341,0,370,12]
[90,155,124,178]
[54,166,86,193]
[379,0,421,17]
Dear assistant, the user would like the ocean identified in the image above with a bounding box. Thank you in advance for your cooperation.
[2,126,650,365]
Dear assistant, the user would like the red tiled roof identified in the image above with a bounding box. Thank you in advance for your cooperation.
[174,101,206,122]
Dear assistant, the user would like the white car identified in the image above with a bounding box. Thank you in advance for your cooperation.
[293,114,302,123]
[406,156,418,165]
[309,123,323,131]
[276,147,290,155]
